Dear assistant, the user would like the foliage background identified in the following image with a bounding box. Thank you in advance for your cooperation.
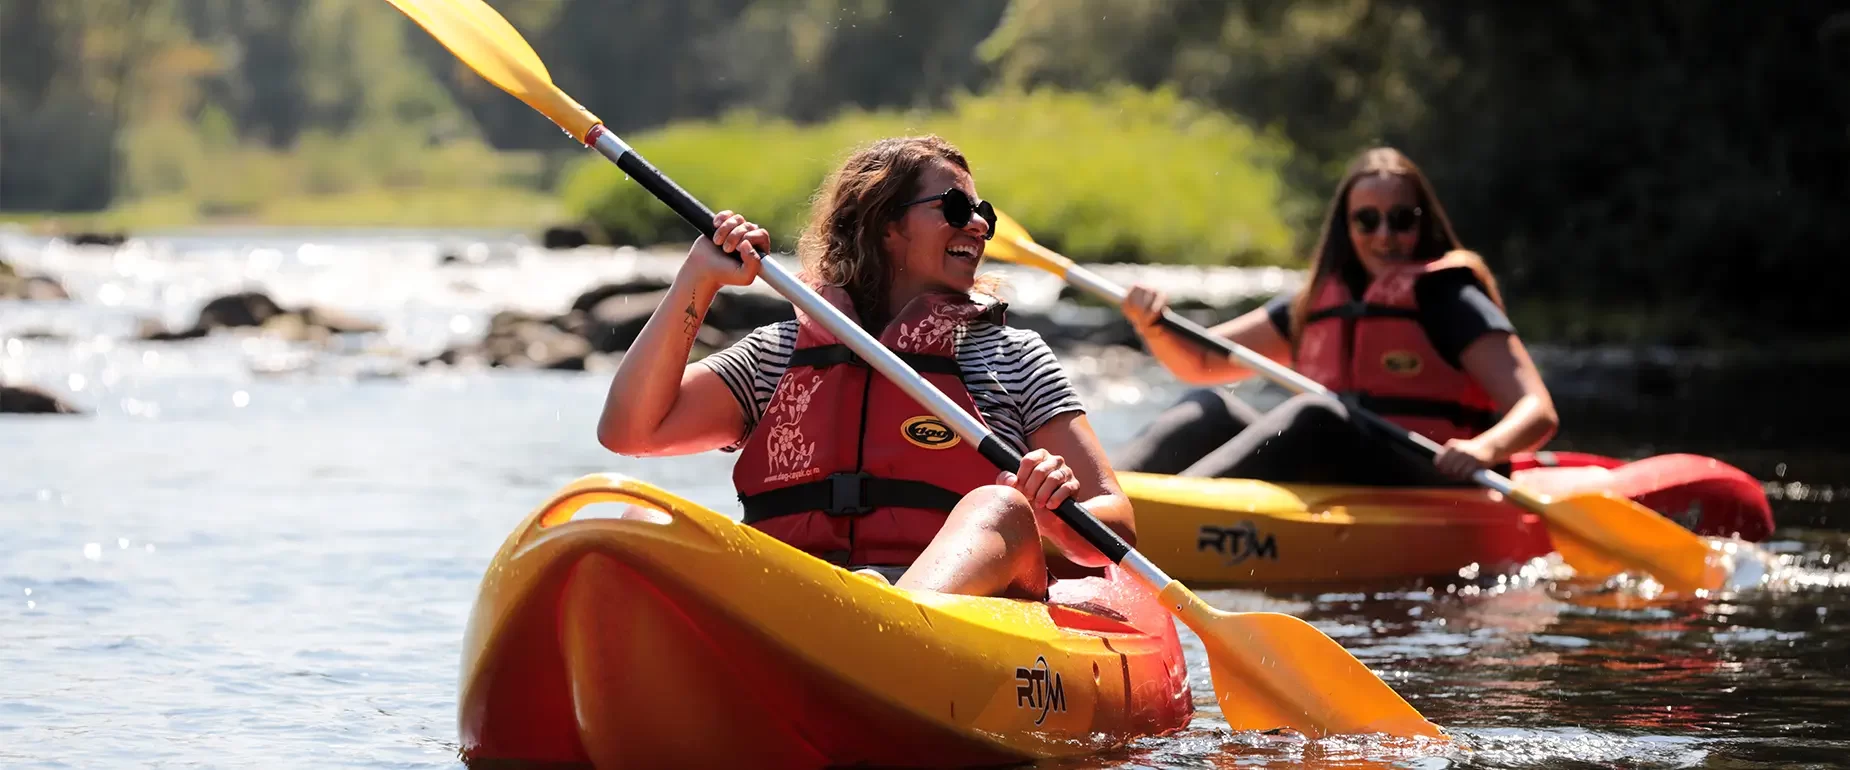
[5,0,1847,343]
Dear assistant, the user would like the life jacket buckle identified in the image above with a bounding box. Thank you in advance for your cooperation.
[826,472,874,516]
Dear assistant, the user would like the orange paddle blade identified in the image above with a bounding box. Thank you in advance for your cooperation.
[382,0,601,142]
[1511,488,1731,594]
[1159,582,1445,740]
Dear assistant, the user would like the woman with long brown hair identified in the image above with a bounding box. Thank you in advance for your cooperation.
[596,135,1135,600]
[1114,147,1559,485]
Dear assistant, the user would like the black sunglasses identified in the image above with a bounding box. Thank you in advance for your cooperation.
[901,187,995,240]
[1351,205,1422,235]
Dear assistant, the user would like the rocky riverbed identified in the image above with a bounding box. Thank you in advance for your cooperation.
[3,226,1842,453]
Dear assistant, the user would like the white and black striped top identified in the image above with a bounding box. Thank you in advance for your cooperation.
[697,319,1085,453]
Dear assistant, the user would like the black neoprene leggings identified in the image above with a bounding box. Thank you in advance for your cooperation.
[1115,387,1477,486]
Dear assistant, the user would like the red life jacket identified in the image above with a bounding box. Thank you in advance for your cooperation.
[1294,251,1503,444]
[732,285,1005,568]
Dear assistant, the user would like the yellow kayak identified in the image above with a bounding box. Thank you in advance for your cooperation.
[458,473,1194,769]
[1121,471,1556,587]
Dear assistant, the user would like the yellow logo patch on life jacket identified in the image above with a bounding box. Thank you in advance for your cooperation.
[1381,350,1423,376]
[901,416,960,449]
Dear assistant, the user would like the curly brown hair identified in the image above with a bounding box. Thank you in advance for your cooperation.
[797,135,998,328]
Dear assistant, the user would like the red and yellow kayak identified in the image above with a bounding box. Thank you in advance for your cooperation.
[458,473,1193,769]
[1123,452,1771,588]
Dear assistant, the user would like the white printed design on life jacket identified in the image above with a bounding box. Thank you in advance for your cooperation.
[762,373,824,484]
[893,303,964,353]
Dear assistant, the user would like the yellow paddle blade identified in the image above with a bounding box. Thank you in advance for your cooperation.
[1509,487,1730,594]
[988,209,1077,278]
[382,0,601,143]
[1546,526,1634,582]
[1157,582,1443,739]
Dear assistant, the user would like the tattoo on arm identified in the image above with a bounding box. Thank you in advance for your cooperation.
[680,300,702,355]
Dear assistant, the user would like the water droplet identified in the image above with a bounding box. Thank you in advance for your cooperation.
[67,373,87,392]
[145,543,156,552]
[23,588,31,596]
[83,542,102,561]
[232,390,250,407]
[118,538,129,549]
[26,601,35,610]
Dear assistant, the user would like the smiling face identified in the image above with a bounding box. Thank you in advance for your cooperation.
[1346,173,1424,278]
[883,160,990,295]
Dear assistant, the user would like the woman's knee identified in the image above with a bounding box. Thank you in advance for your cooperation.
[903,485,1047,599]
[1173,387,1244,430]
[952,484,1039,548]
[1275,393,1350,429]
[1119,387,1244,473]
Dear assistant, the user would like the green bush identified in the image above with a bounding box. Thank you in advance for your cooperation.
[558,87,1306,266]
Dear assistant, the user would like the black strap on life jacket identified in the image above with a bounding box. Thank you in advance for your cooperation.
[1347,392,1499,431]
[1304,301,1420,325]
[787,344,963,377]
[739,471,966,524]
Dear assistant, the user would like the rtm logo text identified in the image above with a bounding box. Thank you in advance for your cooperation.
[1015,656,1066,725]
[1196,522,1279,565]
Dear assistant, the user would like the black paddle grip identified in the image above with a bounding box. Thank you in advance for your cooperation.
[615,150,724,245]
[977,436,1133,564]
[1349,404,1446,459]
[1155,308,1222,349]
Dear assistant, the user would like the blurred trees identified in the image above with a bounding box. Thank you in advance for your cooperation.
[3,0,1845,341]
[977,0,1850,341]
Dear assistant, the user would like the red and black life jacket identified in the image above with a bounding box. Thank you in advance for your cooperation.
[732,285,1004,567]
[1294,251,1504,444]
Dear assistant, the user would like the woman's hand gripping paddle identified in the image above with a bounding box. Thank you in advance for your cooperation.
[379,0,1444,739]
[986,210,1734,596]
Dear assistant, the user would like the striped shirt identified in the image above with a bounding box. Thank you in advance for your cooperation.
[697,319,1085,453]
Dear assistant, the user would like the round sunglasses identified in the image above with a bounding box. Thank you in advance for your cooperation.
[1351,205,1422,235]
[901,187,996,240]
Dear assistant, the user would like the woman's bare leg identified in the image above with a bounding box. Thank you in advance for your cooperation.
[894,485,1048,600]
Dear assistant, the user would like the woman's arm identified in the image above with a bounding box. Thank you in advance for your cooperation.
[596,212,768,457]
[1121,286,1292,384]
[1433,331,1560,477]
[1007,412,1134,568]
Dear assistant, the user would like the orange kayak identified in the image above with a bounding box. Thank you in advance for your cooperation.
[458,474,1193,769]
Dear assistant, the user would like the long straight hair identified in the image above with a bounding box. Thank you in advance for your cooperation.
[1288,147,1504,341]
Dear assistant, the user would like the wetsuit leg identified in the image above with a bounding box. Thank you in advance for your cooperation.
[1116,387,1265,474]
[1179,394,1466,486]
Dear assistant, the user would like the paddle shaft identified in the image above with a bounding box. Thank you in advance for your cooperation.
[584,126,1165,581]
[1058,263,1521,497]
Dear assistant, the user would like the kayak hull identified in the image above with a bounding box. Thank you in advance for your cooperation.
[1123,472,1556,588]
[459,474,1193,769]
[1124,450,1772,588]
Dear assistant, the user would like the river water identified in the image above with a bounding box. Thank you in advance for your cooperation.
[3,228,1847,769]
